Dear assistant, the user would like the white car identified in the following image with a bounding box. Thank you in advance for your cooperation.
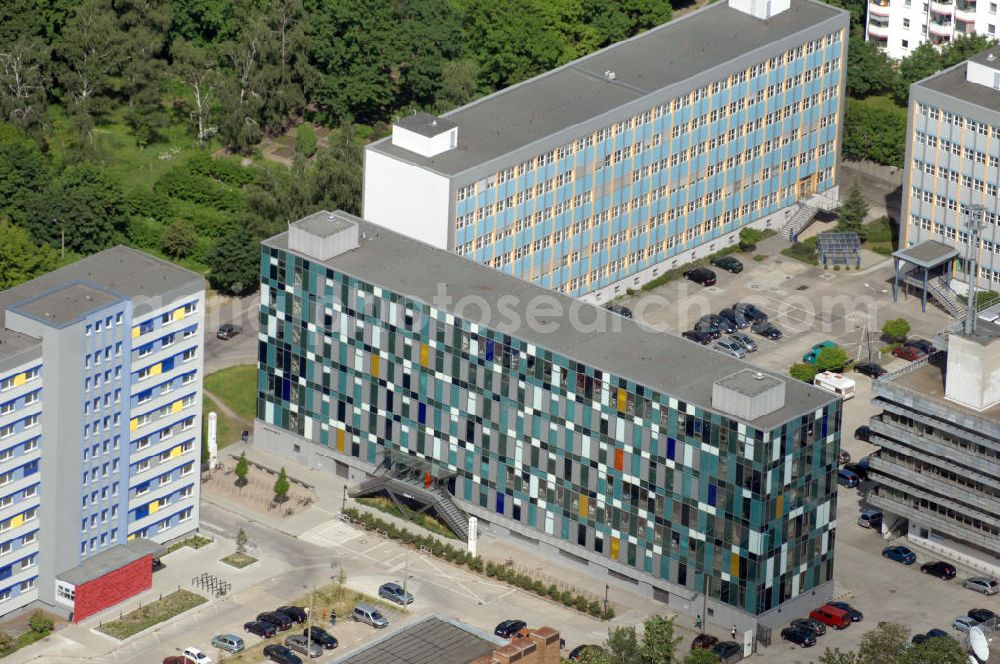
[182,648,212,664]
[953,616,979,633]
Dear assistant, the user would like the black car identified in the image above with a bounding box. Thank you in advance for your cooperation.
[568,645,604,660]
[263,644,302,664]
[244,621,278,638]
[843,462,868,481]
[257,611,294,631]
[791,618,826,637]
[719,308,751,330]
[605,304,633,319]
[921,561,957,579]
[968,608,997,624]
[734,302,768,323]
[711,255,744,273]
[911,633,929,645]
[828,601,863,622]
[303,626,338,649]
[781,626,816,648]
[277,606,309,624]
[710,641,741,661]
[904,338,936,355]
[701,314,735,334]
[694,321,722,339]
[926,628,950,640]
[751,321,782,339]
[682,329,714,345]
[683,267,717,286]
[151,557,165,572]
[854,425,872,442]
[217,323,242,340]
[854,362,886,378]
[494,620,527,638]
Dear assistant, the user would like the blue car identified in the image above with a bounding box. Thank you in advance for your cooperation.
[837,468,859,488]
[882,545,916,565]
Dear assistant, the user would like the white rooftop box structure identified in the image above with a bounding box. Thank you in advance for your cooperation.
[391,113,458,158]
[712,369,786,421]
[728,0,790,20]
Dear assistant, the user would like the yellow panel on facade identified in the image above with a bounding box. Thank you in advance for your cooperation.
[129,418,139,432]
[149,363,162,377]
[10,514,23,529]
[128,533,136,541]
[610,537,620,560]
[131,326,140,338]
[616,388,627,412]
[171,400,183,414]
[731,553,740,577]
[12,373,25,388]
[419,344,429,367]
[173,308,185,322]
[170,445,182,459]
[776,495,784,516]
[149,500,160,515]
[370,355,380,378]
[336,429,345,452]
[578,495,589,518]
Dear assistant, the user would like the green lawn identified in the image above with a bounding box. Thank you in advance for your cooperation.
[781,237,819,265]
[203,394,242,449]
[220,552,258,568]
[204,365,257,422]
[96,590,206,640]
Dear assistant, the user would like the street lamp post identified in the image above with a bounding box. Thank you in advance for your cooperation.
[303,583,316,649]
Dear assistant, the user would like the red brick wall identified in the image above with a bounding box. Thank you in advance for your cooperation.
[73,554,152,622]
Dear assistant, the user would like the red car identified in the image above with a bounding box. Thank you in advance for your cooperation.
[891,345,925,361]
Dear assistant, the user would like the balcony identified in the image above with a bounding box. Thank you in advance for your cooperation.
[869,0,892,15]
[929,20,955,35]
[930,0,955,13]
[955,1,977,18]
[868,21,892,37]
[868,455,1000,515]
[867,491,1000,552]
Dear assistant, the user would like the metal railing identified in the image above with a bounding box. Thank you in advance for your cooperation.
[876,349,945,382]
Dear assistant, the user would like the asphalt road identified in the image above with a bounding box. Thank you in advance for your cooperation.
[203,294,259,375]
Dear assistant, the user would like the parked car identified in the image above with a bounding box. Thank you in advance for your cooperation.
[216,324,242,340]
[378,582,414,605]
[857,509,882,530]
[964,578,1000,595]
[838,450,851,465]
[911,633,929,646]
[210,634,245,653]
[967,608,997,623]
[163,658,197,664]
[803,341,838,364]
[728,333,757,352]
[854,362,886,378]
[152,556,165,572]
[694,320,722,339]
[953,616,979,632]
[791,618,827,637]
[781,626,816,648]
[891,345,925,361]
[926,628,951,640]
[733,302,768,323]
[882,545,917,565]
[810,605,851,630]
[710,640,742,662]
[682,329,714,345]
[921,561,957,580]
[719,308,751,330]
[844,462,869,481]
[284,635,322,659]
[904,338,936,355]
[568,645,605,660]
[181,648,211,664]
[683,267,717,286]
[277,606,309,624]
[710,255,744,273]
[495,620,528,638]
[837,468,859,488]
[854,425,872,442]
[257,612,294,631]
[701,314,735,334]
[302,626,338,650]
[352,603,388,628]
[751,321,782,339]
[605,304,633,319]
[828,601,863,622]
[714,339,746,359]
[690,634,719,651]
[263,644,302,664]
[244,621,277,638]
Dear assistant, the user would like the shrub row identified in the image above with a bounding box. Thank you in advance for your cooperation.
[186,152,258,187]
[155,166,244,212]
[343,507,614,619]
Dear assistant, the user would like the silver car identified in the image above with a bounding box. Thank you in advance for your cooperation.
[963,577,1000,595]
[713,339,746,359]
[728,333,757,353]
[284,634,323,659]
[210,634,244,653]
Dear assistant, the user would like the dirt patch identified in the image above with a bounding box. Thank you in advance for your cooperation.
[201,461,317,518]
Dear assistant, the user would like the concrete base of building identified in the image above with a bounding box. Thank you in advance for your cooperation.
[580,189,841,305]
[905,520,1000,578]
[252,419,834,637]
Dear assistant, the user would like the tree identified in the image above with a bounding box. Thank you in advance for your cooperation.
[161,219,199,259]
[234,451,249,487]
[437,59,482,110]
[172,38,219,146]
[236,527,248,553]
[739,227,765,250]
[856,622,909,664]
[816,346,851,372]
[881,318,910,343]
[941,33,997,67]
[846,37,896,98]
[0,221,57,289]
[789,362,819,383]
[295,122,317,158]
[640,615,681,664]
[842,99,906,168]
[115,0,173,146]
[900,635,967,664]
[818,648,858,664]
[0,131,49,225]
[28,611,53,634]
[683,649,722,664]
[838,179,869,237]
[894,43,942,105]
[0,37,50,134]
[207,228,260,295]
[273,466,290,502]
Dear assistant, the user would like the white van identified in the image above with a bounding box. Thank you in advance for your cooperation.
[813,371,856,400]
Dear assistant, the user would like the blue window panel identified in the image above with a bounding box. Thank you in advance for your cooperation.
[136,481,149,493]
[418,403,427,424]
[137,389,152,402]
[162,357,175,372]
[281,378,290,401]
[23,461,37,476]
[708,485,717,507]
[0,566,10,581]
[134,505,149,520]
[139,321,154,334]
[496,492,505,515]
[667,438,676,460]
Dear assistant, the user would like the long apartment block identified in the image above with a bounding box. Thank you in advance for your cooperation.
[867,0,1000,60]
[254,211,842,631]
[0,247,204,618]
[902,46,1000,291]
[364,0,849,301]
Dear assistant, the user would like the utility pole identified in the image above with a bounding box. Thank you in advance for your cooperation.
[342,485,347,512]
[964,205,986,335]
[402,551,409,611]
[304,583,316,648]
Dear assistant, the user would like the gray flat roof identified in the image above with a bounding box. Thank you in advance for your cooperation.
[717,369,783,397]
[57,539,161,586]
[9,283,125,328]
[266,212,836,429]
[893,240,960,268]
[888,358,1000,423]
[395,112,457,138]
[916,46,1000,111]
[368,0,847,177]
[294,211,356,238]
[331,615,503,664]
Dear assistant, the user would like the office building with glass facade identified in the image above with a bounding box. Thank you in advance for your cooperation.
[363,0,849,302]
[255,211,842,631]
[0,247,204,618]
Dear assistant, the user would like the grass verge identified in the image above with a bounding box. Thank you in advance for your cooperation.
[781,237,818,265]
[96,590,206,640]
[166,535,214,555]
[220,552,258,569]
[356,496,457,540]
[204,365,257,422]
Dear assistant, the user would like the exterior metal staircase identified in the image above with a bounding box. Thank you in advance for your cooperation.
[781,204,819,241]
[901,272,965,318]
[349,465,469,540]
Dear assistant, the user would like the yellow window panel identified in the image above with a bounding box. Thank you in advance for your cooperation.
[578,494,589,518]
[617,388,627,412]
[129,418,139,432]
[370,355,380,378]
[776,495,784,516]
[171,400,183,414]
[419,344,429,367]
[170,445,182,459]
[10,514,23,529]
[610,537,620,560]
[148,500,160,515]
[131,326,140,338]
[336,429,345,452]
[128,534,136,541]
[731,553,740,577]
[12,373,25,388]
[149,363,162,377]
[172,308,185,322]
